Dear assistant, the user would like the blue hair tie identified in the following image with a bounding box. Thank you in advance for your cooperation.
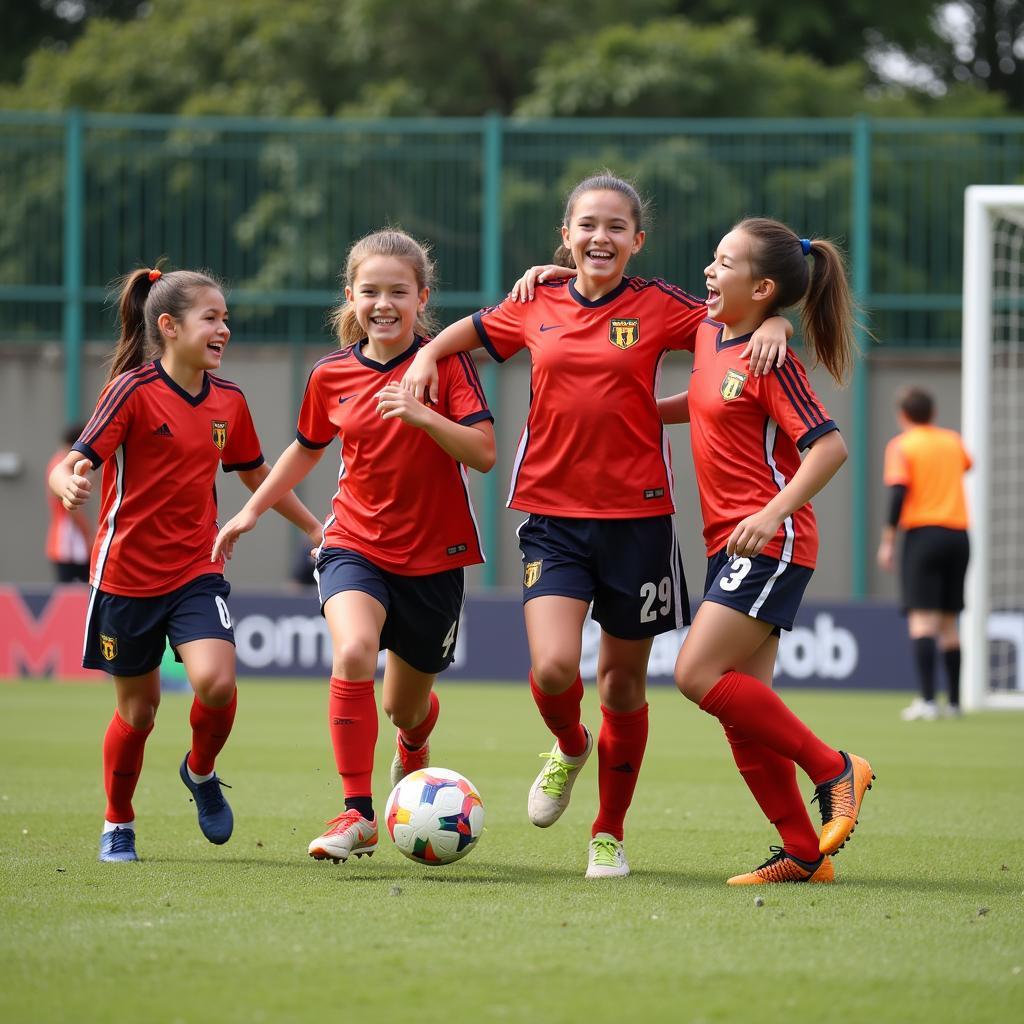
[800,238,812,256]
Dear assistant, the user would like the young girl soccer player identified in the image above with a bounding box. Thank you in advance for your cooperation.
[402,174,791,879]
[662,219,874,884]
[50,267,323,863]
[212,230,495,864]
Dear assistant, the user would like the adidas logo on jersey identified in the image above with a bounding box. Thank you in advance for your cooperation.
[153,423,173,437]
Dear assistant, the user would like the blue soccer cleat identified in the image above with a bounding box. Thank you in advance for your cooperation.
[179,753,234,845]
[98,826,138,862]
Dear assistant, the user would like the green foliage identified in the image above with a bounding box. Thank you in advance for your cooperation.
[0,0,1017,117]
[517,18,881,118]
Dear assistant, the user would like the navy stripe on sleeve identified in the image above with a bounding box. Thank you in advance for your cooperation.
[80,372,161,450]
[648,278,704,308]
[223,454,266,473]
[776,360,824,427]
[458,409,494,427]
[80,366,156,446]
[296,429,334,450]
[455,351,488,408]
[778,359,827,425]
[471,311,506,363]
[771,365,816,432]
[796,421,838,451]
[70,440,102,470]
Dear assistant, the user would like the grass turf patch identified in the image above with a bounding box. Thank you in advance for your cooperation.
[1,681,1021,1023]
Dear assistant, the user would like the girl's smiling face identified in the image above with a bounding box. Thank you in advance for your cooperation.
[346,255,428,358]
[562,189,645,291]
[703,228,774,325]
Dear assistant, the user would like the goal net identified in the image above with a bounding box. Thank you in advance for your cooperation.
[962,185,1024,710]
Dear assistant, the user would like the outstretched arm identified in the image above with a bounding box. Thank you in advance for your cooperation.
[658,391,690,425]
[726,430,848,558]
[213,441,325,561]
[237,461,323,545]
[401,317,481,405]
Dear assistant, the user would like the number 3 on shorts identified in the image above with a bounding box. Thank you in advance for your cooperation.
[719,557,752,592]
[214,595,232,629]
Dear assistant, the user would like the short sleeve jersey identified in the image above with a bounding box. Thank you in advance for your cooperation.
[688,320,838,569]
[296,337,492,576]
[883,425,971,530]
[72,360,264,596]
[472,276,706,518]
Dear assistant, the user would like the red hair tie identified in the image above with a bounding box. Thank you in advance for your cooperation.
[148,268,162,282]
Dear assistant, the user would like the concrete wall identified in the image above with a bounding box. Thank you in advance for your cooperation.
[0,341,962,598]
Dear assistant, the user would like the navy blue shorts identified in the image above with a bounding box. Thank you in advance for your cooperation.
[702,549,813,633]
[315,547,464,675]
[83,573,234,677]
[516,514,689,640]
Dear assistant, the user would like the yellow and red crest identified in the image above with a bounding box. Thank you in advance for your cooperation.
[524,560,543,589]
[211,419,228,450]
[608,318,640,350]
[99,634,117,661]
[720,369,748,402]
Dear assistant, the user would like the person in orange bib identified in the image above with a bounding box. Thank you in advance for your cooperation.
[877,387,971,720]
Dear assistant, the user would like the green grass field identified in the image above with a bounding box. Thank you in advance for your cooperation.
[1,681,1021,1023]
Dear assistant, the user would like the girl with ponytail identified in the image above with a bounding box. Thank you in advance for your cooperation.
[48,265,322,863]
[659,218,874,886]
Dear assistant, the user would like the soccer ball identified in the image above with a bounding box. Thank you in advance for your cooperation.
[384,768,484,865]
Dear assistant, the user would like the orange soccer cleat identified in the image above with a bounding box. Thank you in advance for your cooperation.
[727,846,835,885]
[813,751,875,855]
[307,809,378,863]
[390,736,430,788]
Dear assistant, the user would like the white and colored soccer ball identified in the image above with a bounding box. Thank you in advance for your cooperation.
[384,767,484,865]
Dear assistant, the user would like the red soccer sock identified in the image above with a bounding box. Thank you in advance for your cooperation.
[591,703,649,842]
[722,723,821,863]
[187,689,238,776]
[102,711,153,823]
[329,677,378,798]
[699,671,844,785]
[530,671,588,757]
[399,690,439,750]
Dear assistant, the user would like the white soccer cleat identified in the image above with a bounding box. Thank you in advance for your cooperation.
[307,810,378,862]
[586,833,630,879]
[527,726,593,828]
[900,698,939,721]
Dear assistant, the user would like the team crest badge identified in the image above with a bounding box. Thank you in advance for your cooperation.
[99,634,117,661]
[720,369,748,402]
[524,560,543,589]
[608,318,640,350]
[211,419,228,450]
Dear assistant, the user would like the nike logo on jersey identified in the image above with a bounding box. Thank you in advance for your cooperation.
[538,323,563,332]
[152,423,173,437]
[338,395,355,404]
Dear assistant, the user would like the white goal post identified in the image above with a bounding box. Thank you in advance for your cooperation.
[962,185,1024,711]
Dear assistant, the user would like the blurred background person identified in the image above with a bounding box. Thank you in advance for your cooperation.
[877,387,971,720]
[45,424,94,583]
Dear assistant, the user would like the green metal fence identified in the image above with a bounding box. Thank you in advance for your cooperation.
[2,110,1023,592]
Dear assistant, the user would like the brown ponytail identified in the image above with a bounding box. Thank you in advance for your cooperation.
[736,217,857,385]
[107,264,223,383]
[328,228,438,348]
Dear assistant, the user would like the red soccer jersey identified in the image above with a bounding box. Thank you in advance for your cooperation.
[72,361,264,596]
[295,337,492,575]
[472,276,706,518]
[687,320,838,568]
